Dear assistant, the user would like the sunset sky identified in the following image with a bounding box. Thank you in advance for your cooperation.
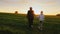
[0,0,60,15]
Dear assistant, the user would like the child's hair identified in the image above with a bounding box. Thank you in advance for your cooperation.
[41,11,43,13]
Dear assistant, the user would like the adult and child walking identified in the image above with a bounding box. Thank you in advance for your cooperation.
[27,7,45,31]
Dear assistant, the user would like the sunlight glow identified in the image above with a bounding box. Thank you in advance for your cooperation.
[0,0,60,15]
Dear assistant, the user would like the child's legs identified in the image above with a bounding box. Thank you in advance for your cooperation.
[40,21,44,30]
[38,21,43,30]
[40,21,43,27]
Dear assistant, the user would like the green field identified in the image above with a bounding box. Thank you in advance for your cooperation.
[0,13,60,34]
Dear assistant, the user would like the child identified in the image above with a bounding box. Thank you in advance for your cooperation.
[38,11,45,31]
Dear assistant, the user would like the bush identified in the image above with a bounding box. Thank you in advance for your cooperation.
[56,14,60,16]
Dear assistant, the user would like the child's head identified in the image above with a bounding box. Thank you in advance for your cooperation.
[41,11,43,14]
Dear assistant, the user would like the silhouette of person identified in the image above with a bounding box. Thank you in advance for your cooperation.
[27,7,34,28]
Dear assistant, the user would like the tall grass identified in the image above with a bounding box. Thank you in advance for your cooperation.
[0,13,60,34]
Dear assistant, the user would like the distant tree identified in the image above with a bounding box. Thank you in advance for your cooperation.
[56,14,60,16]
[15,11,18,14]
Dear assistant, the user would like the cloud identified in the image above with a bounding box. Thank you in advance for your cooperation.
[0,0,27,4]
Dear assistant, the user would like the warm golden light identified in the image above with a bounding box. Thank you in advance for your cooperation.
[0,0,60,15]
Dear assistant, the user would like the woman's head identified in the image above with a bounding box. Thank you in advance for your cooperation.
[30,7,32,10]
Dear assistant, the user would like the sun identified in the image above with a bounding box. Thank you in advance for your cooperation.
[31,6,41,15]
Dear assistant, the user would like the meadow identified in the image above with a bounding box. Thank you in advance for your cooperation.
[0,13,60,34]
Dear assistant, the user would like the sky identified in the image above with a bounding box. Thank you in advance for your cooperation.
[0,0,60,15]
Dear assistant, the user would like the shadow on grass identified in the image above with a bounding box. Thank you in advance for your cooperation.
[0,30,13,34]
[0,23,60,34]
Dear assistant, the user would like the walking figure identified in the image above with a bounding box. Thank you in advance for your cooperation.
[27,7,34,28]
[38,11,45,31]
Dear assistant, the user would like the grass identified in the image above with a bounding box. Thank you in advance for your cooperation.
[0,13,60,34]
